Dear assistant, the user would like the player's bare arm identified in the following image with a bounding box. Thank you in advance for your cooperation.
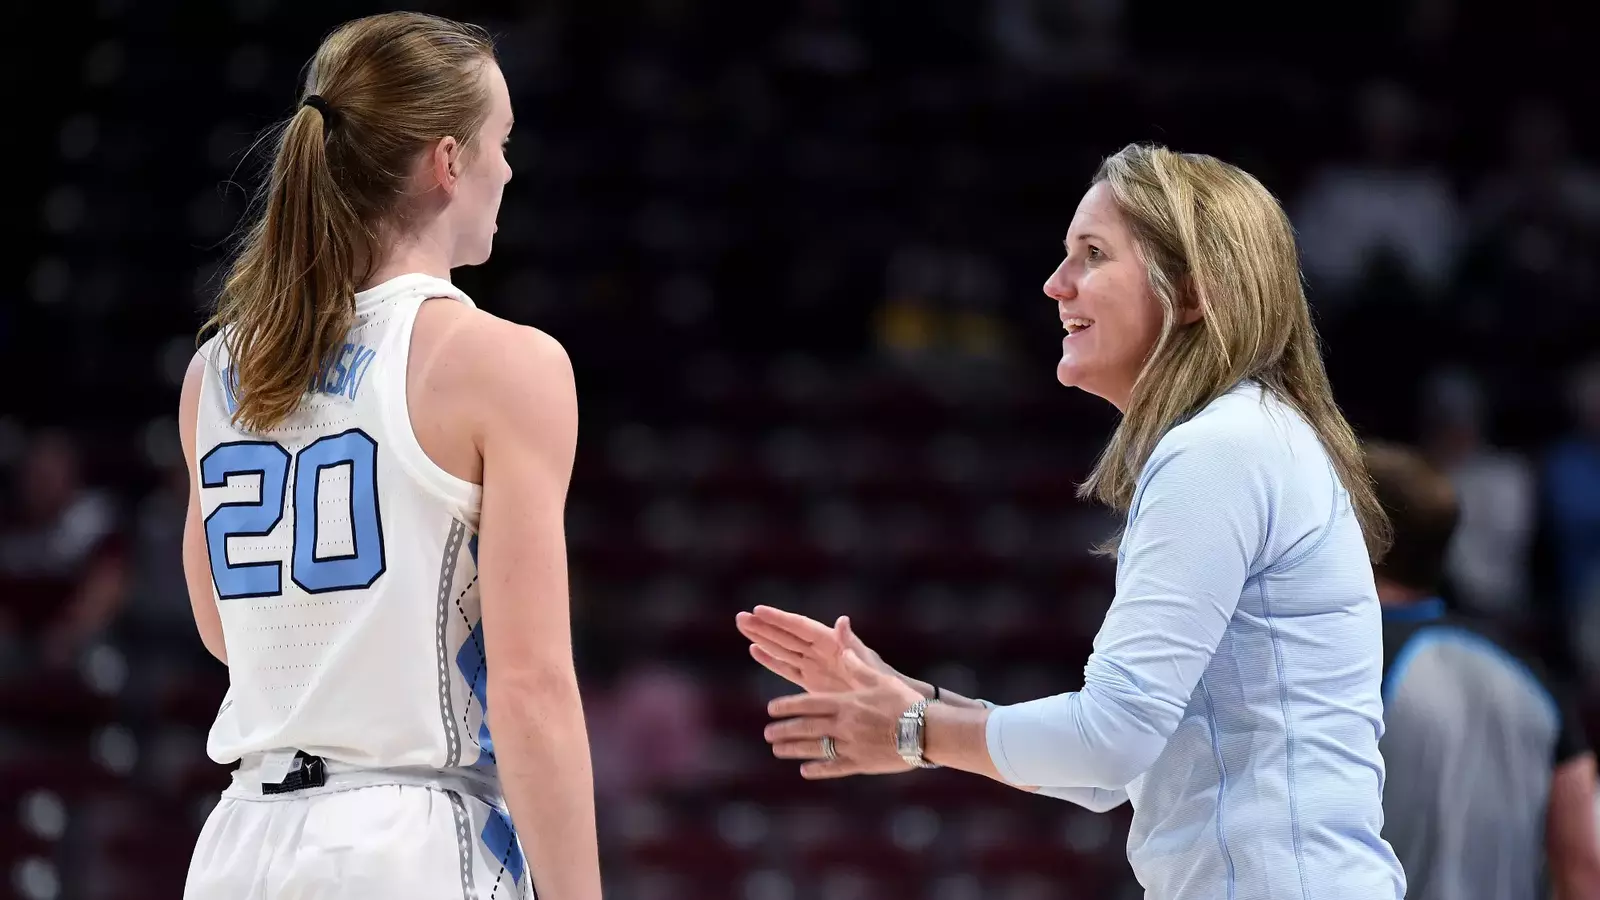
[179,351,227,665]
[457,313,601,900]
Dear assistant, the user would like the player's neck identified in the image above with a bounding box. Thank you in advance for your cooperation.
[1375,580,1431,607]
[360,237,454,291]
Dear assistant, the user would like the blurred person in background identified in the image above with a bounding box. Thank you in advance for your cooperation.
[741,143,1406,900]
[1421,368,1537,620]
[178,12,598,900]
[1468,101,1600,324]
[588,662,713,808]
[0,428,129,671]
[1545,359,1600,617]
[1365,441,1600,900]
[1475,100,1600,231]
[1293,80,1462,307]
[125,456,201,647]
[989,0,1126,82]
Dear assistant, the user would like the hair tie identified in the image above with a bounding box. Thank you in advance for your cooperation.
[302,94,339,130]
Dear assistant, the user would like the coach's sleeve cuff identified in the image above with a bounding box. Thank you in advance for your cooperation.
[984,701,1029,786]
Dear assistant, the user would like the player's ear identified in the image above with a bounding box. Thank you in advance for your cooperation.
[429,136,461,195]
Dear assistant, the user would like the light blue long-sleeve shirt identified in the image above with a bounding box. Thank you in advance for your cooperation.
[986,381,1406,900]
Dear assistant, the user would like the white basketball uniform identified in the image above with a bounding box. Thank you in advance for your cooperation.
[184,273,533,900]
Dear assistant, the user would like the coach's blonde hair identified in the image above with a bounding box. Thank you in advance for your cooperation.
[206,12,496,432]
[1080,143,1392,560]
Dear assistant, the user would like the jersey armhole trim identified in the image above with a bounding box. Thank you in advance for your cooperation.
[375,293,483,526]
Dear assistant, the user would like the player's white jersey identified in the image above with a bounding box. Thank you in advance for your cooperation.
[196,273,493,770]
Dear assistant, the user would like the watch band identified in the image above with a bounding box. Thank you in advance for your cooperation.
[896,697,941,769]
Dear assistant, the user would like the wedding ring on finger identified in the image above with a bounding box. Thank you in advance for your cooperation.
[820,735,837,761]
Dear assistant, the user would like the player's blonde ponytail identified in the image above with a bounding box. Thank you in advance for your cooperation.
[205,12,496,433]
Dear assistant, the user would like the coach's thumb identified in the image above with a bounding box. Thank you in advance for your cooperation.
[837,615,857,646]
[840,647,878,687]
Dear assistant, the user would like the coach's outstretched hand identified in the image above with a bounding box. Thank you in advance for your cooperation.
[736,606,921,695]
[763,646,925,779]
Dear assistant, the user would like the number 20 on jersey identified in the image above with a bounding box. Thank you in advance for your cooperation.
[201,428,386,600]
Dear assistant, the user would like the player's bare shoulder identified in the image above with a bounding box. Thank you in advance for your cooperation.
[410,298,576,479]
[416,299,571,398]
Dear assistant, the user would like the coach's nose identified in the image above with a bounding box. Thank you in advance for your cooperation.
[1044,256,1077,304]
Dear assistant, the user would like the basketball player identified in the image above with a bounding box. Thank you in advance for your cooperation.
[177,13,599,899]
[1367,442,1600,900]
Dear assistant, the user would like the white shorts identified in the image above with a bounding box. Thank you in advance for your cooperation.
[184,756,533,900]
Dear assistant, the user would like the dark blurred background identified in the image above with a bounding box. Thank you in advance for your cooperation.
[5,0,1600,897]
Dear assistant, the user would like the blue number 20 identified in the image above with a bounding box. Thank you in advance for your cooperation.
[201,429,386,600]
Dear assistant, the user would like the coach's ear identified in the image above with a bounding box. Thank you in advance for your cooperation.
[1177,276,1203,326]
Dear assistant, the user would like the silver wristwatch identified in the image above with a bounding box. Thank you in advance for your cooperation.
[896,698,941,769]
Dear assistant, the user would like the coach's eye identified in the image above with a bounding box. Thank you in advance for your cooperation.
[1087,245,1104,261]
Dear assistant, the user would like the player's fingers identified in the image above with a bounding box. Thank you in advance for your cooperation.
[750,645,805,685]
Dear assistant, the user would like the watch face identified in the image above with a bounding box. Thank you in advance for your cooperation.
[896,714,919,755]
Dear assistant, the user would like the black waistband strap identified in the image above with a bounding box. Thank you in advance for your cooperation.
[259,751,328,795]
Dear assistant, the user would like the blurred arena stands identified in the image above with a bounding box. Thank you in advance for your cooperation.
[5,0,1599,898]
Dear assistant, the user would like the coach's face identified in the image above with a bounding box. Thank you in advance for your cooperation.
[1043,182,1165,412]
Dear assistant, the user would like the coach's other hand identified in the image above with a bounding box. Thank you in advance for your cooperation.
[764,646,925,779]
[737,606,925,696]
